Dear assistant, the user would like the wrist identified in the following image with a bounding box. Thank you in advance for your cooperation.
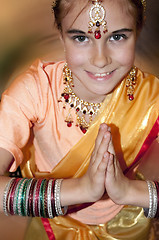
[121,180,149,208]
[61,177,91,207]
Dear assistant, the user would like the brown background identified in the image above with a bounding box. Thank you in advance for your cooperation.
[0,0,159,239]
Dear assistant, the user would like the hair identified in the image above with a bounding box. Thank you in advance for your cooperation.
[52,0,144,32]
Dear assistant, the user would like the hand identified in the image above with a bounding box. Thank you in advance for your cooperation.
[105,137,130,205]
[80,123,111,203]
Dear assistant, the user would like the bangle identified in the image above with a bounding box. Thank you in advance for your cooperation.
[154,181,159,218]
[3,178,15,216]
[47,179,54,218]
[144,180,158,218]
[54,179,68,216]
[152,181,158,217]
[3,177,61,219]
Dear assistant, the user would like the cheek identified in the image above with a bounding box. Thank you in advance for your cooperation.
[112,41,136,66]
[65,44,88,67]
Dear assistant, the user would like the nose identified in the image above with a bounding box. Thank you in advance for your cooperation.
[90,44,112,68]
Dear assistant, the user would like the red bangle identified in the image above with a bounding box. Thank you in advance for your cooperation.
[28,179,36,217]
[44,180,49,218]
[34,179,43,217]
[51,179,56,217]
[9,178,21,215]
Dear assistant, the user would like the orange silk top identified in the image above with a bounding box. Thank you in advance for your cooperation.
[0,59,158,224]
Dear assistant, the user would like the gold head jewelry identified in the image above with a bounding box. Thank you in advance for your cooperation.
[88,0,107,39]
[88,0,146,39]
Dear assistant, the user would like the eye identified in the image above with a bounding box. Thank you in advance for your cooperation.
[109,34,128,42]
[72,35,89,43]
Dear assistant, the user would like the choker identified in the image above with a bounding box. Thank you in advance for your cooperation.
[60,64,102,134]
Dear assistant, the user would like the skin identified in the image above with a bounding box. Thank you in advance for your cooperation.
[0,0,153,215]
[61,0,136,103]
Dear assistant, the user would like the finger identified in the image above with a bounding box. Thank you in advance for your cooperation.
[94,124,109,150]
[106,153,115,176]
[97,152,109,173]
[93,131,111,170]
[108,135,115,155]
[90,124,109,164]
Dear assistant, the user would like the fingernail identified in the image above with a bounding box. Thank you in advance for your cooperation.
[104,152,108,158]
[104,134,107,138]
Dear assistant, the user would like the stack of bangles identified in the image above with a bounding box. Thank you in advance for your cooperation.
[3,178,68,218]
[144,180,159,218]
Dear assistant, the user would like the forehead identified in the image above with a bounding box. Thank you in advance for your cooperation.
[61,0,135,32]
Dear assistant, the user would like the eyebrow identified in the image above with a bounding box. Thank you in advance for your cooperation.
[67,29,86,34]
[112,28,133,34]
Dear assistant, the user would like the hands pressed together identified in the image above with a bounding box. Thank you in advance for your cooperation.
[81,123,130,205]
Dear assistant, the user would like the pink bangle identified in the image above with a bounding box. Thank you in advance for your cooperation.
[9,178,21,215]
[44,180,49,218]
[34,179,43,217]
[51,179,56,217]
[28,179,36,216]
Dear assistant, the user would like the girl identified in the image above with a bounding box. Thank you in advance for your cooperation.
[0,0,158,239]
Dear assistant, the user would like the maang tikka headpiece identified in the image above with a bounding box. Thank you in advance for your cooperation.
[88,0,107,39]
[88,0,146,39]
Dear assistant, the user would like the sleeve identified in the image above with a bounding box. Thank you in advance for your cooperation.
[0,59,50,171]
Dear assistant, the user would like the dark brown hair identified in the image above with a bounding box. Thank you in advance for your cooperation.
[52,0,144,32]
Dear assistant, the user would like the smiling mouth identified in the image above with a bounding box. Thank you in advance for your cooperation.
[86,70,115,80]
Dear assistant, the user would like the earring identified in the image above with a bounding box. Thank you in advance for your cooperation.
[126,67,137,101]
[88,0,108,39]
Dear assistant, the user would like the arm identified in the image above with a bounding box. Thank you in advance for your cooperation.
[104,137,159,209]
[0,124,111,215]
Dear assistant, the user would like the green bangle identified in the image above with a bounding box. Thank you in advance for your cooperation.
[39,179,47,218]
[21,179,32,216]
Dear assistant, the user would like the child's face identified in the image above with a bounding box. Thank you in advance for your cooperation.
[61,0,137,102]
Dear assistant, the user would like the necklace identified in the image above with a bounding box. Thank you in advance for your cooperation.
[59,64,137,133]
[60,63,102,134]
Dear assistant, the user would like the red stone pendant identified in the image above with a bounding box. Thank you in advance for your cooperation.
[94,30,101,39]
[80,126,87,134]
[67,122,72,127]
[128,94,134,101]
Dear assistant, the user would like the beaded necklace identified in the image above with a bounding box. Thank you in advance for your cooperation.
[60,63,102,134]
[59,64,137,134]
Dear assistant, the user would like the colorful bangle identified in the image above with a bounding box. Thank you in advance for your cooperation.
[9,178,21,215]
[3,177,66,219]
[28,179,37,216]
[51,179,56,217]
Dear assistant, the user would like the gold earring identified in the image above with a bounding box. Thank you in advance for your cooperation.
[126,67,137,101]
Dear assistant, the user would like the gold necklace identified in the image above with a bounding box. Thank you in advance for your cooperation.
[61,63,102,134]
[59,64,137,133]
